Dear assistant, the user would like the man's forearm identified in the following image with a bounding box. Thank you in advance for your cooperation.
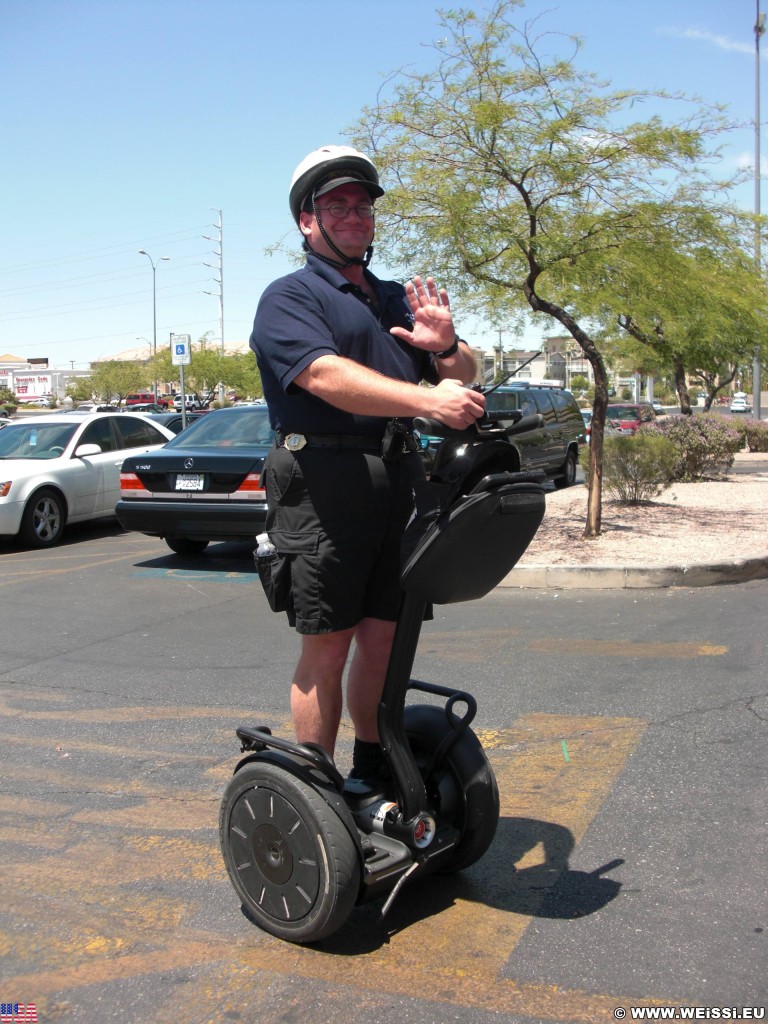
[294,354,435,418]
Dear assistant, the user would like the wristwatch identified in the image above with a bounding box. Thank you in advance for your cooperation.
[435,336,461,359]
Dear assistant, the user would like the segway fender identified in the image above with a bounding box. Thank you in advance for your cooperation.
[232,749,365,863]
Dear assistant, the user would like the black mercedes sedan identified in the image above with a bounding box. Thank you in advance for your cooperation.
[116,405,274,555]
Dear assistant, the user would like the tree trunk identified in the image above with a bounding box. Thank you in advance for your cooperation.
[673,355,692,415]
[523,286,607,537]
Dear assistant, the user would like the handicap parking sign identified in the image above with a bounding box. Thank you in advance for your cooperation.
[171,333,191,366]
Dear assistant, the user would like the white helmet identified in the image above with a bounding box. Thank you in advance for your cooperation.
[289,145,384,225]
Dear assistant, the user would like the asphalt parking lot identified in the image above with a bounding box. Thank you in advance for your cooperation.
[1,523,766,1023]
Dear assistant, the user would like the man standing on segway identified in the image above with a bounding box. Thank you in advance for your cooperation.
[250,145,484,781]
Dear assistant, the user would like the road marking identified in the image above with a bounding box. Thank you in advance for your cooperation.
[527,638,728,658]
[0,709,675,1021]
[134,567,254,582]
[0,545,167,585]
[418,629,729,662]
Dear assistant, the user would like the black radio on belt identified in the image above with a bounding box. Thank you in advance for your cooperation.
[381,419,419,461]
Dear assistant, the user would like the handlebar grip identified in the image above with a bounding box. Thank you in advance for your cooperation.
[414,411,543,440]
[413,417,474,440]
[504,413,544,435]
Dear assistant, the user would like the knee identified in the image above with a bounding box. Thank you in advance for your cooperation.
[297,630,354,681]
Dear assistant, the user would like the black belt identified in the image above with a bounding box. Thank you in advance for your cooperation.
[275,432,383,453]
[275,428,420,459]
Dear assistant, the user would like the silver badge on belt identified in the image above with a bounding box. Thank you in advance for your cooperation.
[283,433,307,452]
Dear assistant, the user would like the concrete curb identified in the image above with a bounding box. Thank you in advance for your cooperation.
[499,554,768,590]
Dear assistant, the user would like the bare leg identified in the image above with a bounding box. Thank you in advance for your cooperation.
[346,617,397,742]
[290,628,355,757]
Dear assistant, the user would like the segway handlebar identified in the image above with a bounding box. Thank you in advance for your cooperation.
[414,412,544,441]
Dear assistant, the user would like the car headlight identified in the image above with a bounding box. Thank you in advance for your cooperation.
[0,482,12,498]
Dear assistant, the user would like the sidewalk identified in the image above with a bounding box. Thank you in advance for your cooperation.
[503,554,768,590]
[501,455,768,590]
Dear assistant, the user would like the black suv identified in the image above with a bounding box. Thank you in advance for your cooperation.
[452,382,584,488]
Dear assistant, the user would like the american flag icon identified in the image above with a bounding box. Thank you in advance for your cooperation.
[0,1005,38,1023]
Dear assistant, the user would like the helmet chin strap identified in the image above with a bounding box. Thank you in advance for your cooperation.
[304,194,374,270]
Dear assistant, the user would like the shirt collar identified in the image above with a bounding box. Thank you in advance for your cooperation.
[305,252,380,297]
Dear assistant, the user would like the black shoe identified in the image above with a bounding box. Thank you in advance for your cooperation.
[344,763,391,799]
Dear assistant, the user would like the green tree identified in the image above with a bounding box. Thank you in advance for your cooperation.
[148,336,262,402]
[352,0,734,536]
[577,205,768,413]
[223,351,262,400]
[65,377,94,403]
[87,360,148,404]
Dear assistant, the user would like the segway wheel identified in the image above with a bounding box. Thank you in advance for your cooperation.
[219,760,361,943]
[404,704,500,872]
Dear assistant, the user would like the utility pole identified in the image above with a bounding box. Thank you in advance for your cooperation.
[754,1,765,419]
[204,209,225,405]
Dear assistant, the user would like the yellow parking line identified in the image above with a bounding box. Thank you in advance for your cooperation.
[0,545,164,584]
[0,712,673,1020]
[527,638,728,658]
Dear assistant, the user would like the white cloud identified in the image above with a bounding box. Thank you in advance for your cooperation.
[735,151,768,175]
[658,26,760,58]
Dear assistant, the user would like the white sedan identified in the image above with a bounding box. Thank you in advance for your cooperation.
[0,412,174,547]
[729,397,751,414]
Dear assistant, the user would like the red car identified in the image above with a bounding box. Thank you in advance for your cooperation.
[605,403,656,434]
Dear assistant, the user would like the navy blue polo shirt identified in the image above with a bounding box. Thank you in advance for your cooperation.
[249,254,438,435]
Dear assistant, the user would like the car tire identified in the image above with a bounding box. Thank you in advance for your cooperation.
[554,447,578,489]
[165,537,209,555]
[19,488,66,547]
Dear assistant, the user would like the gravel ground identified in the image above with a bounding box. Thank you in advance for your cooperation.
[517,453,768,568]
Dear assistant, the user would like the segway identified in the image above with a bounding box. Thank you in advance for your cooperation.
[219,407,547,943]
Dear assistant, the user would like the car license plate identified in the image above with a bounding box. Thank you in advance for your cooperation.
[175,473,204,491]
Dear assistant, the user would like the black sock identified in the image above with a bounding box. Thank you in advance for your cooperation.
[351,738,386,777]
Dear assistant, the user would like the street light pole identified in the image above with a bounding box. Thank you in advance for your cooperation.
[754,1,765,419]
[138,250,169,401]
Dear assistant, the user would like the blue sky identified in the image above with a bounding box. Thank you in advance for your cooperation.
[1,0,765,368]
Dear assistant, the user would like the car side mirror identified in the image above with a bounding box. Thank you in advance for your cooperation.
[74,443,102,458]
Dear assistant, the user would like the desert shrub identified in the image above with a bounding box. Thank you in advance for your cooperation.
[592,433,678,504]
[644,414,740,481]
[733,417,768,453]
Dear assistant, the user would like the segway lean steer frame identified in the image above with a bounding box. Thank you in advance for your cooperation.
[219,409,547,943]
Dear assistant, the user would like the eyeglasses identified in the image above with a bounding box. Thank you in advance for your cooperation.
[315,203,376,220]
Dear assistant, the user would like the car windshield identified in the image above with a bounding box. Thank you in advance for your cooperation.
[607,406,640,421]
[0,422,79,459]
[164,410,275,449]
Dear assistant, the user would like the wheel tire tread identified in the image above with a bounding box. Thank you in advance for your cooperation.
[219,760,360,943]
[404,704,499,873]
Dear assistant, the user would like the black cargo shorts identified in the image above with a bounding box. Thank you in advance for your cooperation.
[261,443,425,635]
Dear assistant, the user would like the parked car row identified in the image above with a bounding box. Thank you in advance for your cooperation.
[7,387,751,553]
[580,410,628,443]
[124,391,206,411]
[2,387,583,551]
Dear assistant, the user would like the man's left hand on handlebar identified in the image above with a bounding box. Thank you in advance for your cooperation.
[423,378,486,431]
